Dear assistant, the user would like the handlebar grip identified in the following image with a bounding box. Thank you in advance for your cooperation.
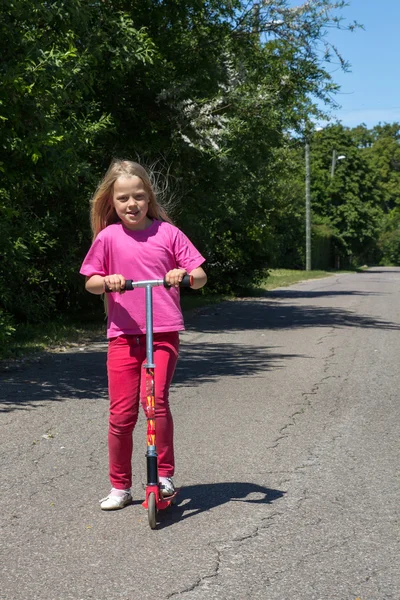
[163,274,193,288]
[181,274,193,287]
[104,281,134,293]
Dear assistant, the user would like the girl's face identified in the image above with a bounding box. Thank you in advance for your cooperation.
[112,176,152,231]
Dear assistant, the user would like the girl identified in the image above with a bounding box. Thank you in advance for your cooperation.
[80,159,207,510]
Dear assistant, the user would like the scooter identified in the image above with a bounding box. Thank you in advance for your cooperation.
[108,274,192,529]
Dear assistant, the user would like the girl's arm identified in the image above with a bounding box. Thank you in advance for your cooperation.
[85,274,126,295]
[189,266,207,290]
[165,266,207,290]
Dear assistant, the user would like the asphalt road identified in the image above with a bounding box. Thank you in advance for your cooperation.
[1,267,399,600]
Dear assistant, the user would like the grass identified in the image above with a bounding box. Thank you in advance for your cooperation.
[258,268,336,291]
[1,313,106,361]
[0,268,355,362]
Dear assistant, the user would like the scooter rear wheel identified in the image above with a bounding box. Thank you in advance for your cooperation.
[148,492,157,529]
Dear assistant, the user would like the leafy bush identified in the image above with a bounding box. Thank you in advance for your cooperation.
[0,1,371,342]
[378,210,400,265]
[0,308,16,346]
[312,223,333,270]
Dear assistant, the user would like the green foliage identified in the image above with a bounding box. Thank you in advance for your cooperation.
[308,124,384,265]
[312,223,334,270]
[364,124,400,211]
[378,208,400,265]
[0,0,156,327]
[0,1,367,341]
[0,308,16,347]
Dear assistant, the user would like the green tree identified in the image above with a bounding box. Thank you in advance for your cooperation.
[309,125,383,265]
[0,0,359,338]
[366,124,400,263]
[366,123,400,211]
[0,0,155,330]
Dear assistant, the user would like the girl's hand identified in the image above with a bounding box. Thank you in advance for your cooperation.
[165,268,187,288]
[104,274,126,293]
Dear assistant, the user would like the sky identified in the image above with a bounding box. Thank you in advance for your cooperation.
[313,0,400,129]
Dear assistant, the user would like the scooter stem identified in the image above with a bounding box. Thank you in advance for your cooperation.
[144,284,155,368]
[144,284,158,486]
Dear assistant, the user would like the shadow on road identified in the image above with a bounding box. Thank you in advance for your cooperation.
[359,267,400,274]
[0,343,305,412]
[0,349,109,413]
[156,481,285,529]
[186,299,400,334]
[174,343,302,387]
[2,293,399,412]
[265,290,379,299]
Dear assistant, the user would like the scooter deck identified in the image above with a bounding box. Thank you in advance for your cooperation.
[142,487,180,510]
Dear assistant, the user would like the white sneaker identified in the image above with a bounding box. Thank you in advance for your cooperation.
[100,489,132,510]
[159,477,175,497]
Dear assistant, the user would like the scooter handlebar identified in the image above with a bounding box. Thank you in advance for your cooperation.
[105,274,193,292]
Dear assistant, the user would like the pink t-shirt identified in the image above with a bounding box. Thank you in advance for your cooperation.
[80,220,205,338]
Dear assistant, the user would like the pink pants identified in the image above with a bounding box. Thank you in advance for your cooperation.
[106,331,179,489]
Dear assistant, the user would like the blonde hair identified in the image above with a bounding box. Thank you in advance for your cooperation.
[90,159,173,239]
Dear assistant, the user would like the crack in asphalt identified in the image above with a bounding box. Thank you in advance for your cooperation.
[166,544,221,598]
[162,327,351,599]
[165,510,287,598]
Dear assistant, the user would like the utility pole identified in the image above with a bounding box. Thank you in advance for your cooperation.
[331,149,337,178]
[305,140,311,271]
[252,3,260,33]
[331,150,346,178]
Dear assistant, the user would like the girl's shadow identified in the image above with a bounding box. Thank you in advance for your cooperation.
[156,481,285,529]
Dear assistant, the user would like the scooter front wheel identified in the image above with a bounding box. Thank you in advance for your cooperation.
[148,492,157,529]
